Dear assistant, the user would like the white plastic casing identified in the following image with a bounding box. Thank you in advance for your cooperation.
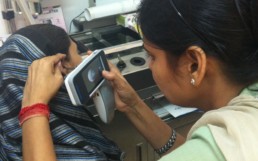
[93,80,115,123]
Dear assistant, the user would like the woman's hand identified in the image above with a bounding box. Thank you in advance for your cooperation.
[102,62,142,112]
[22,54,66,108]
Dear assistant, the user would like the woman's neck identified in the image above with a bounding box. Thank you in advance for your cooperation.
[197,59,246,110]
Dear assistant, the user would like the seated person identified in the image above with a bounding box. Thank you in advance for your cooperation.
[0,24,123,161]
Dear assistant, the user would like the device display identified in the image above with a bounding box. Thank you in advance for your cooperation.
[65,50,109,105]
[82,55,104,94]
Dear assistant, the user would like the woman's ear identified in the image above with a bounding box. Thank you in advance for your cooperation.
[185,46,207,86]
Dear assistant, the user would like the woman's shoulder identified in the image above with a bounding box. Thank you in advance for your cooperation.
[187,93,258,161]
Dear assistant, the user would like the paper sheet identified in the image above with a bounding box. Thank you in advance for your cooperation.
[163,104,198,118]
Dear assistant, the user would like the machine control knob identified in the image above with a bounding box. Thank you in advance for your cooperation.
[130,57,146,66]
[116,54,126,69]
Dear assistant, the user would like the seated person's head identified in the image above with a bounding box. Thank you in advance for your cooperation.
[12,24,83,73]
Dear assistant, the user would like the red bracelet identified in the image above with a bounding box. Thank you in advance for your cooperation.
[19,103,50,126]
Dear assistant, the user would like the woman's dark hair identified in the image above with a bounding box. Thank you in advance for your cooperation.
[14,24,71,56]
[138,0,258,85]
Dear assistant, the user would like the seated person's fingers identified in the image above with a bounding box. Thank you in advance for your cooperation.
[44,54,66,66]
[23,55,66,106]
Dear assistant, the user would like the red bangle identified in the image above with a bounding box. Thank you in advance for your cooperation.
[19,103,50,126]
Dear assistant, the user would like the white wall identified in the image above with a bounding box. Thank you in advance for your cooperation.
[60,0,93,33]
[41,0,93,33]
[41,0,61,7]
[96,0,119,6]
[40,0,127,33]
[96,0,138,6]
[0,0,10,35]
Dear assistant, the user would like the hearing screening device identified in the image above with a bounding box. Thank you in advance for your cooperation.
[65,50,115,123]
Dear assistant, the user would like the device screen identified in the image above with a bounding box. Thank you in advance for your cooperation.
[81,56,104,94]
[69,50,109,105]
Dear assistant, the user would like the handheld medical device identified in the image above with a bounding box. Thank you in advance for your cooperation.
[65,50,115,123]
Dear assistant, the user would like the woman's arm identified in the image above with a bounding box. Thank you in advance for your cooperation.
[22,116,56,161]
[125,99,185,154]
[102,63,185,155]
[21,54,66,161]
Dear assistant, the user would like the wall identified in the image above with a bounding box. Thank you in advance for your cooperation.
[96,0,119,6]
[0,0,10,35]
[40,0,93,33]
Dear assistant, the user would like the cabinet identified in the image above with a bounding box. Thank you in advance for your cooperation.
[98,111,203,161]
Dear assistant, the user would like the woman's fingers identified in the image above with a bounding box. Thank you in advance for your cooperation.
[102,62,141,110]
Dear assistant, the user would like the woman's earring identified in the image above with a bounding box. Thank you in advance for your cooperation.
[191,78,195,86]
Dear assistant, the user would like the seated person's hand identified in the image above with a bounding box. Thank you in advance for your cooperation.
[102,62,142,112]
[22,54,66,108]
